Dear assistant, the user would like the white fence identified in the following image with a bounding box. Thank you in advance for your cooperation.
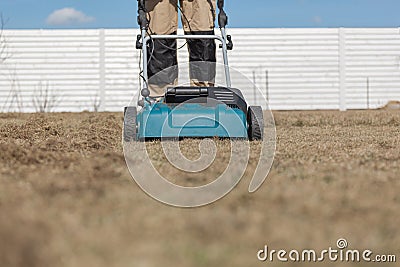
[0,28,399,112]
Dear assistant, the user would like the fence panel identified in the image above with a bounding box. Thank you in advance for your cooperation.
[1,28,399,112]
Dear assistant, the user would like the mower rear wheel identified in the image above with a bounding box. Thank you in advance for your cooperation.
[247,106,264,141]
[123,106,137,142]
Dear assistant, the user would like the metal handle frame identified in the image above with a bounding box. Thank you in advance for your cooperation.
[141,32,232,88]
[137,0,232,100]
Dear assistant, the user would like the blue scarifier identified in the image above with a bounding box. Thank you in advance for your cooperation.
[137,102,248,139]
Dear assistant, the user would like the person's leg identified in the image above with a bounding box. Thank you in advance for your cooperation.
[181,0,217,87]
[146,0,179,96]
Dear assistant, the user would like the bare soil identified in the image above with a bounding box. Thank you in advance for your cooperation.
[0,110,399,267]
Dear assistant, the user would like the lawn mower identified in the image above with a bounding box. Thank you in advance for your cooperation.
[123,0,264,141]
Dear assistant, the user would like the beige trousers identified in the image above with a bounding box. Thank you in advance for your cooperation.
[146,0,216,34]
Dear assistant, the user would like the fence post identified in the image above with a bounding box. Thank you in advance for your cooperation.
[265,70,269,104]
[99,28,106,111]
[338,27,347,111]
[252,70,257,105]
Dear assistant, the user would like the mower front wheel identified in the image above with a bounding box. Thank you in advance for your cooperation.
[247,106,264,141]
[123,106,137,142]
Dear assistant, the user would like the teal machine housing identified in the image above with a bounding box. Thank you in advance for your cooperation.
[137,102,248,139]
[124,86,264,141]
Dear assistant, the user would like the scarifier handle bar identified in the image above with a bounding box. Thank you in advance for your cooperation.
[141,34,232,88]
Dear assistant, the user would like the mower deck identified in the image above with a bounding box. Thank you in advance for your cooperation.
[123,86,264,142]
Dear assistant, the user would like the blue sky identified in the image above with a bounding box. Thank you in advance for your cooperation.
[1,0,400,29]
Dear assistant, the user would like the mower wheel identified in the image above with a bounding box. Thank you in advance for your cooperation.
[247,106,264,141]
[123,106,137,142]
